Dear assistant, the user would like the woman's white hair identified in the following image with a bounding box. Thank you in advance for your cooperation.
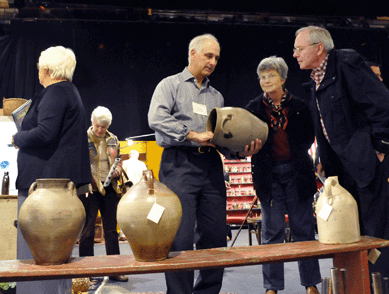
[91,106,112,127]
[188,33,220,64]
[38,46,76,82]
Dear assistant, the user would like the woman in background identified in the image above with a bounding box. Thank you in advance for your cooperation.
[78,106,128,282]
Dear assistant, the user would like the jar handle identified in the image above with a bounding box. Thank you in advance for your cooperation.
[143,170,154,195]
[324,178,334,205]
[28,182,37,196]
[221,114,233,139]
[67,181,76,195]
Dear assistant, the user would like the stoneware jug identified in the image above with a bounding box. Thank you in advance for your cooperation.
[117,169,182,261]
[206,107,268,152]
[315,176,361,244]
[18,178,86,265]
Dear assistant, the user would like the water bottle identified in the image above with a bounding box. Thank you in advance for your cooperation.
[2,171,9,195]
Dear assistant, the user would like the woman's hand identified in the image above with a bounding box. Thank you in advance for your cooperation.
[11,135,19,149]
[238,139,262,158]
[112,168,121,179]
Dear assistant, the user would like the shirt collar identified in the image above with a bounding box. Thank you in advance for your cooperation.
[310,54,329,87]
[182,67,210,88]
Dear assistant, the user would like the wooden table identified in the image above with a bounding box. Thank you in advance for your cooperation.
[0,236,388,294]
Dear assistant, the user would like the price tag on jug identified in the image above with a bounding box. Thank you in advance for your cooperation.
[147,203,165,224]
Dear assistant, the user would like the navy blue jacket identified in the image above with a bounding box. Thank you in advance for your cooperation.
[14,81,92,191]
[245,93,317,204]
[305,49,389,188]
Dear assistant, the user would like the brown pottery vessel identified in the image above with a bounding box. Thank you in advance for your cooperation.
[18,178,86,265]
[117,169,182,261]
[206,107,268,152]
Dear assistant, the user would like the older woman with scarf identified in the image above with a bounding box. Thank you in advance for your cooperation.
[244,56,321,294]
[78,106,128,282]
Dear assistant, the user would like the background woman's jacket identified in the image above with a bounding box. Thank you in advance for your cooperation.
[87,127,122,196]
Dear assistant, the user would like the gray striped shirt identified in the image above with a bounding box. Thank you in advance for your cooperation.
[148,67,224,148]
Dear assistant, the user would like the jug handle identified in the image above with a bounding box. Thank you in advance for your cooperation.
[143,170,155,195]
[324,178,334,205]
[67,181,76,196]
[221,114,233,139]
[28,182,37,196]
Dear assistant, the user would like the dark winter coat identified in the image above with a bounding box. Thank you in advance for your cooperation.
[14,81,92,191]
[305,49,389,188]
[245,93,317,205]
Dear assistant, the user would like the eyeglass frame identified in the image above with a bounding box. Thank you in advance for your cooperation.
[293,43,319,54]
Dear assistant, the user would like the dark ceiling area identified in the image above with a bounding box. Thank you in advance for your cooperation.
[4,0,389,32]
[27,1,386,17]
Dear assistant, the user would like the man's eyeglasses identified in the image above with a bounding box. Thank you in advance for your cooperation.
[293,43,319,54]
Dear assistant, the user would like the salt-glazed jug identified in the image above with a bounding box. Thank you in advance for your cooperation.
[315,176,361,244]
[206,107,268,152]
[18,178,86,265]
[117,169,182,261]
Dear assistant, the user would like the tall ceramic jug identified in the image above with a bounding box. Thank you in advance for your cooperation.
[206,107,268,152]
[315,176,361,244]
[18,178,86,265]
[117,169,182,261]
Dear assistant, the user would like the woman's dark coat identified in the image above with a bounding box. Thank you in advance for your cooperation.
[13,81,92,191]
[245,93,317,204]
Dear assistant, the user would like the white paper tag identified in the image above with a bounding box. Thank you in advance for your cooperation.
[192,102,207,116]
[147,202,165,224]
[318,202,333,221]
[368,248,381,264]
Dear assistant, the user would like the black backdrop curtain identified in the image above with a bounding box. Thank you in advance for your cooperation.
[1,20,388,140]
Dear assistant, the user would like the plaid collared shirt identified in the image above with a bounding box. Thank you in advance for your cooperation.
[310,54,329,89]
[311,54,330,143]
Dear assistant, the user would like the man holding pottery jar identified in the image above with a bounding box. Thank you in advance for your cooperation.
[148,33,261,294]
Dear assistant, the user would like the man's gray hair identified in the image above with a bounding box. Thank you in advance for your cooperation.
[91,106,112,127]
[188,33,220,63]
[295,26,334,52]
[257,56,288,80]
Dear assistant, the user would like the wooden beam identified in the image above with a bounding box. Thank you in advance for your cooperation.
[0,236,388,293]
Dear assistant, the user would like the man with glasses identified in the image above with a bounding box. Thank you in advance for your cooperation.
[293,26,389,280]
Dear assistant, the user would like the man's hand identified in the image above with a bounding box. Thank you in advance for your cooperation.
[238,139,262,157]
[316,162,325,177]
[377,152,385,162]
[186,130,216,147]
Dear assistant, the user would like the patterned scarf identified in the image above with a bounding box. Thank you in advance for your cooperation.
[263,90,292,131]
